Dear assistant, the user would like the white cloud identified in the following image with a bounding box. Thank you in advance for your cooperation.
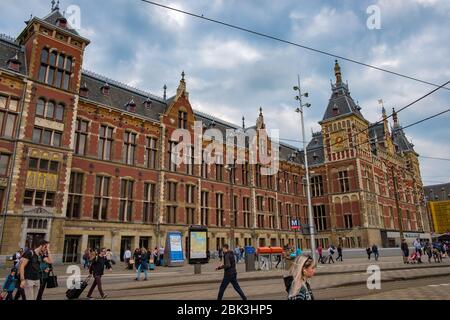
[198,39,263,69]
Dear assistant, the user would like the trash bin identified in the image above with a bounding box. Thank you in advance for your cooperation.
[244,246,256,272]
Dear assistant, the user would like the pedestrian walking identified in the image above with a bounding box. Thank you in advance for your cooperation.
[425,241,432,263]
[275,254,282,268]
[327,245,335,264]
[366,246,372,260]
[371,244,379,261]
[36,244,54,300]
[123,248,132,269]
[216,244,247,300]
[284,255,316,300]
[317,245,323,264]
[2,268,18,301]
[218,248,223,261]
[82,249,91,269]
[401,239,409,264]
[87,248,112,299]
[12,248,23,269]
[19,240,49,300]
[336,245,343,262]
[135,248,149,281]
[106,249,115,265]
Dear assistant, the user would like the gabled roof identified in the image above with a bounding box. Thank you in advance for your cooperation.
[0,35,27,75]
[301,132,325,166]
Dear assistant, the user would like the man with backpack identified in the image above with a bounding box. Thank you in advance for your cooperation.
[19,240,50,300]
[327,245,335,264]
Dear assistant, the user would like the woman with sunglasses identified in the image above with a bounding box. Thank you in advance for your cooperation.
[284,255,316,300]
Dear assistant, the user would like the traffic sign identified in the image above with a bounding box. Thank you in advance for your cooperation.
[290,218,301,230]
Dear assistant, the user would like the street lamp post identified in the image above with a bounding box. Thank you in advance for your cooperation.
[294,75,317,262]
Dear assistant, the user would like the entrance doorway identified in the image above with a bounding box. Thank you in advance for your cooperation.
[87,236,102,251]
[63,236,80,263]
[139,237,151,250]
[25,233,46,249]
[120,236,133,262]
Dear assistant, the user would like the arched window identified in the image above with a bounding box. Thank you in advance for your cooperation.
[39,48,49,82]
[43,220,48,229]
[32,219,38,229]
[38,219,43,229]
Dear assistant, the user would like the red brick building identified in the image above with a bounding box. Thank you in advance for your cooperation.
[0,6,430,263]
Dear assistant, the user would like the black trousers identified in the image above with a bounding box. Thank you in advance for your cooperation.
[36,277,48,300]
[217,274,247,300]
[14,287,26,300]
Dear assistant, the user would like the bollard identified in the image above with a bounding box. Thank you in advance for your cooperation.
[194,263,201,275]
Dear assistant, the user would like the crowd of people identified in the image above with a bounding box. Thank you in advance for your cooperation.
[1,240,53,301]
[316,244,344,264]
[401,238,449,264]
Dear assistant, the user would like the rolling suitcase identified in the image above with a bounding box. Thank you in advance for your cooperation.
[66,275,92,300]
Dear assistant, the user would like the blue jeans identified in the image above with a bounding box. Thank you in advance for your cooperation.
[136,264,148,280]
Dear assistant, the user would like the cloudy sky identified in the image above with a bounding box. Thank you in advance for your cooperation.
[1,0,449,186]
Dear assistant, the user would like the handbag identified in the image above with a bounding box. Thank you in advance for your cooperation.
[129,259,135,264]
[46,270,58,288]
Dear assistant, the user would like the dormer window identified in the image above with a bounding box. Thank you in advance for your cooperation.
[313,152,318,160]
[143,97,152,109]
[101,82,110,95]
[332,104,339,116]
[79,83,89,98]
[56,17,67,29]
[7,54,21,72]
[126,99,136,113]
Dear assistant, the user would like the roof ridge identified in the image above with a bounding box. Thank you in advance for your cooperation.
[0,34,18,45]
[193,110,239,129]
[82,69,166,104]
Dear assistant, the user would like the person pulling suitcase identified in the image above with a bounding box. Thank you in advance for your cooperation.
[86,248,112,299]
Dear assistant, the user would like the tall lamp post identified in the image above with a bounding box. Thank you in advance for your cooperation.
[293,75,317,262]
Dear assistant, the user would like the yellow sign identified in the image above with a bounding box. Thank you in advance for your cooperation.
[429,200,450,233]
[26,171,58,191]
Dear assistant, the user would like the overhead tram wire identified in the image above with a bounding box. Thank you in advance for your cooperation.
[139,0,450,91]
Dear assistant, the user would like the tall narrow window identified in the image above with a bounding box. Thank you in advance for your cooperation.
[233,195,238,227]
[201,191,209,226]
[119,179,134,222]
[98,125,113,160]
[0,154,10,176]
[285,172,290,193]
[216,193,224,227]
[293,175,299,195]
[311,176,324,197]
[123,131,137,165]
[145,137,158,169]
[143,183,156,223]
[201,150,208,179]
[93,176,110,220]
[186,184,196,225]
[243,197,251,228]
[39,49,72,90]
[338,170,350,193]
[67,172,83,219]
[215,155,223,181]
[242,162,249,186]
[178,111,188,129]
[0,95,18,138]
[344,214,353,229]
[74,118,88,155]
[186,146,194,175]
[313,205,327,231]
[168,141,178,172]
[255,164,261,187]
